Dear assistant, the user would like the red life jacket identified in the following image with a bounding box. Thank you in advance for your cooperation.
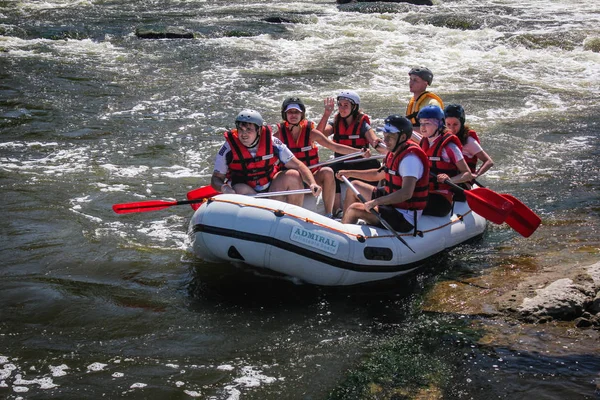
[460,129,481,173]
[225,126,278,189]
[277,120,319,168]
[332,112,370,153]
[420,131,463,201]
[381,142,429,210]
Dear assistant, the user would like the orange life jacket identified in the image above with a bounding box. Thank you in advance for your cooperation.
[225,126,278,189]
[277,120,319,168]
[406,92,444,127]
[332,112,370,153]
[381,142,430,210]
[420,132,462,202]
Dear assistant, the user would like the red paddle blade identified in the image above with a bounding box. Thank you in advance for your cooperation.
[501,194,541,237]
[113,200,176,214]
[187,186,220,210]
[464,188,514,224]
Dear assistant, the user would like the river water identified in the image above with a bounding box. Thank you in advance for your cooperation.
[1,0,599,398]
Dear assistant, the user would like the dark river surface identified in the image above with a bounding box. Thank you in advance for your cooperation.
[1,0,599,398]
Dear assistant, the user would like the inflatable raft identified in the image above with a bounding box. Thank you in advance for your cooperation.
[187,193,487,286]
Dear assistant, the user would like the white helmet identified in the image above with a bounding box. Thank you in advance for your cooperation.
[235,109,264,127]
[336,90,360,106]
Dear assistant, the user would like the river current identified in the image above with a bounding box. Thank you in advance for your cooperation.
[1,0,599,398]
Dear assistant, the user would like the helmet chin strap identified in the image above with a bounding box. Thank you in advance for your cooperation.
[342,105,358,123]
[286,119,300,130]
[242,125,261,148]
[245,135,260,148]
[392,135,409,152]
[431,122,445,139]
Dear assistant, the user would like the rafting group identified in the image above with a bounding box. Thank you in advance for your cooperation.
[208,66,495,236]
[113,67,541,284]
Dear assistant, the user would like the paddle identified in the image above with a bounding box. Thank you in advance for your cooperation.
[113,189,313,214]
[471,180,541,237]
[499,194,541,238]
[186,185,220,202]
[308,150,365,170]
[430,172,513,225]
[343,154,385,164]
[184,151,365,207]
[342,176,415,253]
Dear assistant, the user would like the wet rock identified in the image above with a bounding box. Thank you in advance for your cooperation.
[337,0,433,5]
[575,317,593,328]
[222,30,254,38]
[425,259,600,327]
[586,262,600,314]
[517,278,589,322]
[586,262,600,287]
[264,16,296,24]
[47,30,90,40]
[135,26,194,39]
[262,15,313,24]
[507,32,578,51]
[0,25,28,39]
[590,293,600,314]
[584,37,600,53]
[504,261,600,325]
[426,14,482,30]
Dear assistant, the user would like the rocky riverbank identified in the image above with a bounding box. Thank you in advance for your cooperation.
[423,260,600,328]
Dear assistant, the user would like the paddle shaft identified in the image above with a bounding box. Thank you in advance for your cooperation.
[113,198,201,213]
[343,154,385,164]
[428,172,515,224]
[430,172,468,193]
[114,188,313,214]
[309,150,365,170]
[342,176,415,253]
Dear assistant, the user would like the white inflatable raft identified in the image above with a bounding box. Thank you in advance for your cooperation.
[188,193,487,286]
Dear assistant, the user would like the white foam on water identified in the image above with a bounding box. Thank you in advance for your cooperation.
[0,364,17,380]
[231,365,277,388]
[1,144,94,181]
[13,374,58,390]
[86,362,108,372]
[222,388,241,400]
[130,382,147,389]
[14,0,93,12]
[136,218,190,250]
[72,209,103,223]
[182,0,599,129]
[0,142,25,149]
[49,364,69,377]
[95,182,132,193]
[160,166,201,179]
[1,35,130,73]
[100,164,150,178]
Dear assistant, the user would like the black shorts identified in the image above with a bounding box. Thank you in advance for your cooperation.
[330,158,382,193]
[423,193,452,217]
[452,183,469,202]
[371,187,415,233]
